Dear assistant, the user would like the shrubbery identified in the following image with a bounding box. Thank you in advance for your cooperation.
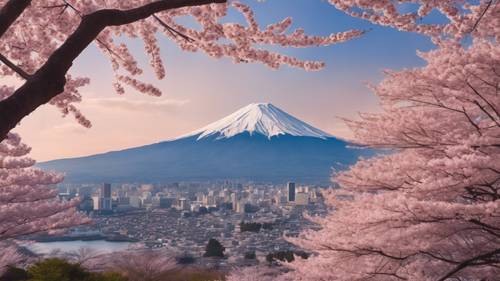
[0,258,225,281]
[176,254,196,265]
[0,258,126,281]
[239,221,273,232]
[266,251,309,263]
[203,238,225,258]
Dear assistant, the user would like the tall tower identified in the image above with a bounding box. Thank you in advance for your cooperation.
[287,182,296,202]
[101,183,112,210]
[102,183,111,198]
[231,193,238,210]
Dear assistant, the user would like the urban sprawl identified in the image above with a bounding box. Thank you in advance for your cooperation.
[49,182,330,267]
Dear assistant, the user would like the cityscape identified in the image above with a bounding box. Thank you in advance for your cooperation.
[45,181,328,268]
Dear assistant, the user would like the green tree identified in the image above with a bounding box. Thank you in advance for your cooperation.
[18,258,127,281]
[203,239,225,258]
[176,253,196,265]
[27,258,89,281]
[239,221,261,233]
[0,266,29,281]
[266,251,309,263]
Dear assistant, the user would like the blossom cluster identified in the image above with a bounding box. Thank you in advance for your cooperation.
[0,0,364,127]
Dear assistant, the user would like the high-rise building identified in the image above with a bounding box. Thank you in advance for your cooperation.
[231,193,239,210]
[101,183,112,210]
[92,196,102,210]
[236,200,245,213]
[287,182,296,202]
[102,183,111,198]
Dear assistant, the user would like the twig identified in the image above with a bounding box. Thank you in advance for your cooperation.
[153,14,194,42]
[0,52,30,79]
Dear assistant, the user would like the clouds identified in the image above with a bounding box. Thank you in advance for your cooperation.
[50,123,88,134]
[82,97,189,113]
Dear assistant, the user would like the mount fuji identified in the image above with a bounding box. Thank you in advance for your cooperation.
[39,103,368,184]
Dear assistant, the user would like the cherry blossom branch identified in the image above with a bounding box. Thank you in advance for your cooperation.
[466,81,500,124]
[0,53,30,79]
[0,0,226,141]
[470,0,495,33]
[153,14,194,42]
[0,0,31,38]
[437,248,500,281]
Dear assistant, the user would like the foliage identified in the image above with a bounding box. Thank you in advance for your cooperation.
[27,258,88,281]
[0,243,25,275]
[239,221,273,232]
[0,258,127,281]
[226,266,281,281]
[0,0,365,267]
[157,268,224,281]
[0,266,28,281]
[175,254,196,265]
[282,1,500,280]
[0,133,89,272]
[239,221,261,233]
[0,0,366,141]
[104,250,176,281]
[203,238,225,258]
[265,251,309,264]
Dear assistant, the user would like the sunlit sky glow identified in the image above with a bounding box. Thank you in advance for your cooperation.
[15,0,437,161]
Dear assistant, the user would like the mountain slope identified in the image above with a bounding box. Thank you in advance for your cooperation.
[39,103,367,184]
[181,103,332,140]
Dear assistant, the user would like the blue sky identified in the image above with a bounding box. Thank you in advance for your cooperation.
[18,0,438,161]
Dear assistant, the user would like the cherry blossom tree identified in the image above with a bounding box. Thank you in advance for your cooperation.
[327,0,499,41]
[104,250,177,281]
[0,243,24,274]
[0,131,89,273]
[0,0,366,141]
[226,265,280,281]
[49,247,105,270]
[277,1,500,280]
[0,0,362,271]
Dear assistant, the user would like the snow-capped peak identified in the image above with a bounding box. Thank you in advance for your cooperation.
[183,103,332,140]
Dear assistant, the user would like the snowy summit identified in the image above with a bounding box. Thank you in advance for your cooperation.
[184,103,332,140]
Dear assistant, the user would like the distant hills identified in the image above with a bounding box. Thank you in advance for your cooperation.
[39,103,369,184]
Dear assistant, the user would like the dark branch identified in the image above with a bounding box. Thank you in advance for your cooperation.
[153,14,194,42]
[437,248,500,281]
[470,0,494,33]
[0,53,30,79]
[0,0,226,141]
[0,0,31,38]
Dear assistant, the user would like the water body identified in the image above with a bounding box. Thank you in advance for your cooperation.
[28,240,134,255]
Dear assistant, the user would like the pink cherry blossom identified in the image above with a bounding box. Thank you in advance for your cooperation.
[231,1,500,280]
[0,132,90,270]
[0,0,365,135]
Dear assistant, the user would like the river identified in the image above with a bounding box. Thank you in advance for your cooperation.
[27,240,135,255]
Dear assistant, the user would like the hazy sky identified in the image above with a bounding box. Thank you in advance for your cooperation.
[16,0,435,161]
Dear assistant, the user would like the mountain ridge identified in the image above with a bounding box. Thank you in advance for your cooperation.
[39,103,366,184]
